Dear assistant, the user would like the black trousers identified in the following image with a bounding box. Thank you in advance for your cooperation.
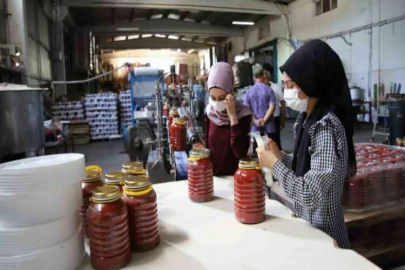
[274,116,282,150]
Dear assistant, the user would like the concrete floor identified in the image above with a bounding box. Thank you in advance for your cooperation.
[46,138,129,174]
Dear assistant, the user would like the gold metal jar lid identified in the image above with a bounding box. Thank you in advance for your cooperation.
[239,158,260,169]
[92,186,121,203]
[170,108,179,115]
[173,118,186,125]
[105,171,127,184]
[122,161,143,171]
[190,148,210,159]
[83,166,102,183]
[125,175,151,190]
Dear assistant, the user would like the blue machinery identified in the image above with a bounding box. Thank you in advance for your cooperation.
[125,67,194,182]
[128,67,165,126]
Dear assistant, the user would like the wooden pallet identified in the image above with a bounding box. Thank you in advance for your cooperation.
[271,182,405,266]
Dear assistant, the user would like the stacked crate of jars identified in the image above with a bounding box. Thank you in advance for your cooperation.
[52,101,85,121]
[85,93,119,140]
[343,143,405,259]
[343,144,405,210]
[119,90,133,130]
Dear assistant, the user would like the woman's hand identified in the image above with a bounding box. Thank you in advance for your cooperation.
[257,148,278,169]
[267,139,284,160]
[224,94,238,125]
[258,119,265,127]
[253,118,263,126]
[256,139,283,169]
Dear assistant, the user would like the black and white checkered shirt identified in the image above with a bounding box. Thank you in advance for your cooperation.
[273,112,350,249]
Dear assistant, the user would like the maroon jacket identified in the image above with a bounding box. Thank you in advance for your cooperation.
[205,115,251,176]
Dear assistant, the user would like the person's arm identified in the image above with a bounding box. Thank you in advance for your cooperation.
[262,104,276,125]
[204,115,210,146]
[244,91,260,126]
[230,115,252,159]
[261,90,276,125]
[281,152,293,169]
[280,100,287,129]
[272,123,340,208]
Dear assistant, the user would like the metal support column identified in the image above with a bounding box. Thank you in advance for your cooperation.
[52,5,68,97]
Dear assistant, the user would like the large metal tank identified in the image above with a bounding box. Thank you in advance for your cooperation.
[0,85,45,160]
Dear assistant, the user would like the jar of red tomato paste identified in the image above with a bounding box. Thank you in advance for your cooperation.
[168,108,180,130]
[87,186,131,270]
[122,176,160,252]
[170,118,187,151]
[187,148,214,203]
[122,161,147,176]
[163,103,170,117]
[234,158,265,224]
[346,170,367,209]
[105,171,127,192]
[80,165,104,237]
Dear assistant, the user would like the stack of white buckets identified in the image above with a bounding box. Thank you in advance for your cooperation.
[0,154,86,270]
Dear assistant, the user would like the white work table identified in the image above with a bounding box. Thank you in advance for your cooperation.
[78,177,379,270]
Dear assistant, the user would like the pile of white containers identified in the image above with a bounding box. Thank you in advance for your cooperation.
[119,90,133,129]
[0,154,86,270]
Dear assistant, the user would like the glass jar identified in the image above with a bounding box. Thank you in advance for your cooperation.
[234,158,265,224]
[168,108,179,130]
[347,170,367,209]
[81,165,104,237]
[170,118,187,151]
[87,186,132,270]
[187,149,214,203]
[383,164,402,201]
[105,171,127,192]
[395,138,404,147]
[122,162,147,176]
[396,161,405,198]
[163,104,170,117]
[122,176,160,252]
[363,166,385,205]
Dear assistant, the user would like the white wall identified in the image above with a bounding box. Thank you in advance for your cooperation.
[226,15,289,67]
[289,0,405,99]
[276,38,294,84]
[226,0,405,92]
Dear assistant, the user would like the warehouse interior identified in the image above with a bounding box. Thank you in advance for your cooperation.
[1,0,405,269]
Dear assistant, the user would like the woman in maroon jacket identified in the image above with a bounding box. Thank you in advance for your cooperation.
[195,62,251,176]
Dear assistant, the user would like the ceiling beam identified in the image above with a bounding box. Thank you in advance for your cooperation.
[61,0,283,15]
[179,11,190,20]
[162,9,171,18]
[81,19,243,37]
[99,37,211,50]
[195,11,211,23]
[129,8,135,21]
[147,9,155,19]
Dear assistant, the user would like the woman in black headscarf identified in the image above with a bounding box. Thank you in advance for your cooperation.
[257,40,356,249]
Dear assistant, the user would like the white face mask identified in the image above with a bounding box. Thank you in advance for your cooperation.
[210,98,227,112]
[284,88,308,112]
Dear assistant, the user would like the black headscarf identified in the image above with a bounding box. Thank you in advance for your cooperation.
[280,40,356,177]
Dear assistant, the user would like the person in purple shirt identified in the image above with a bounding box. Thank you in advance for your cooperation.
[244,65,277,142]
